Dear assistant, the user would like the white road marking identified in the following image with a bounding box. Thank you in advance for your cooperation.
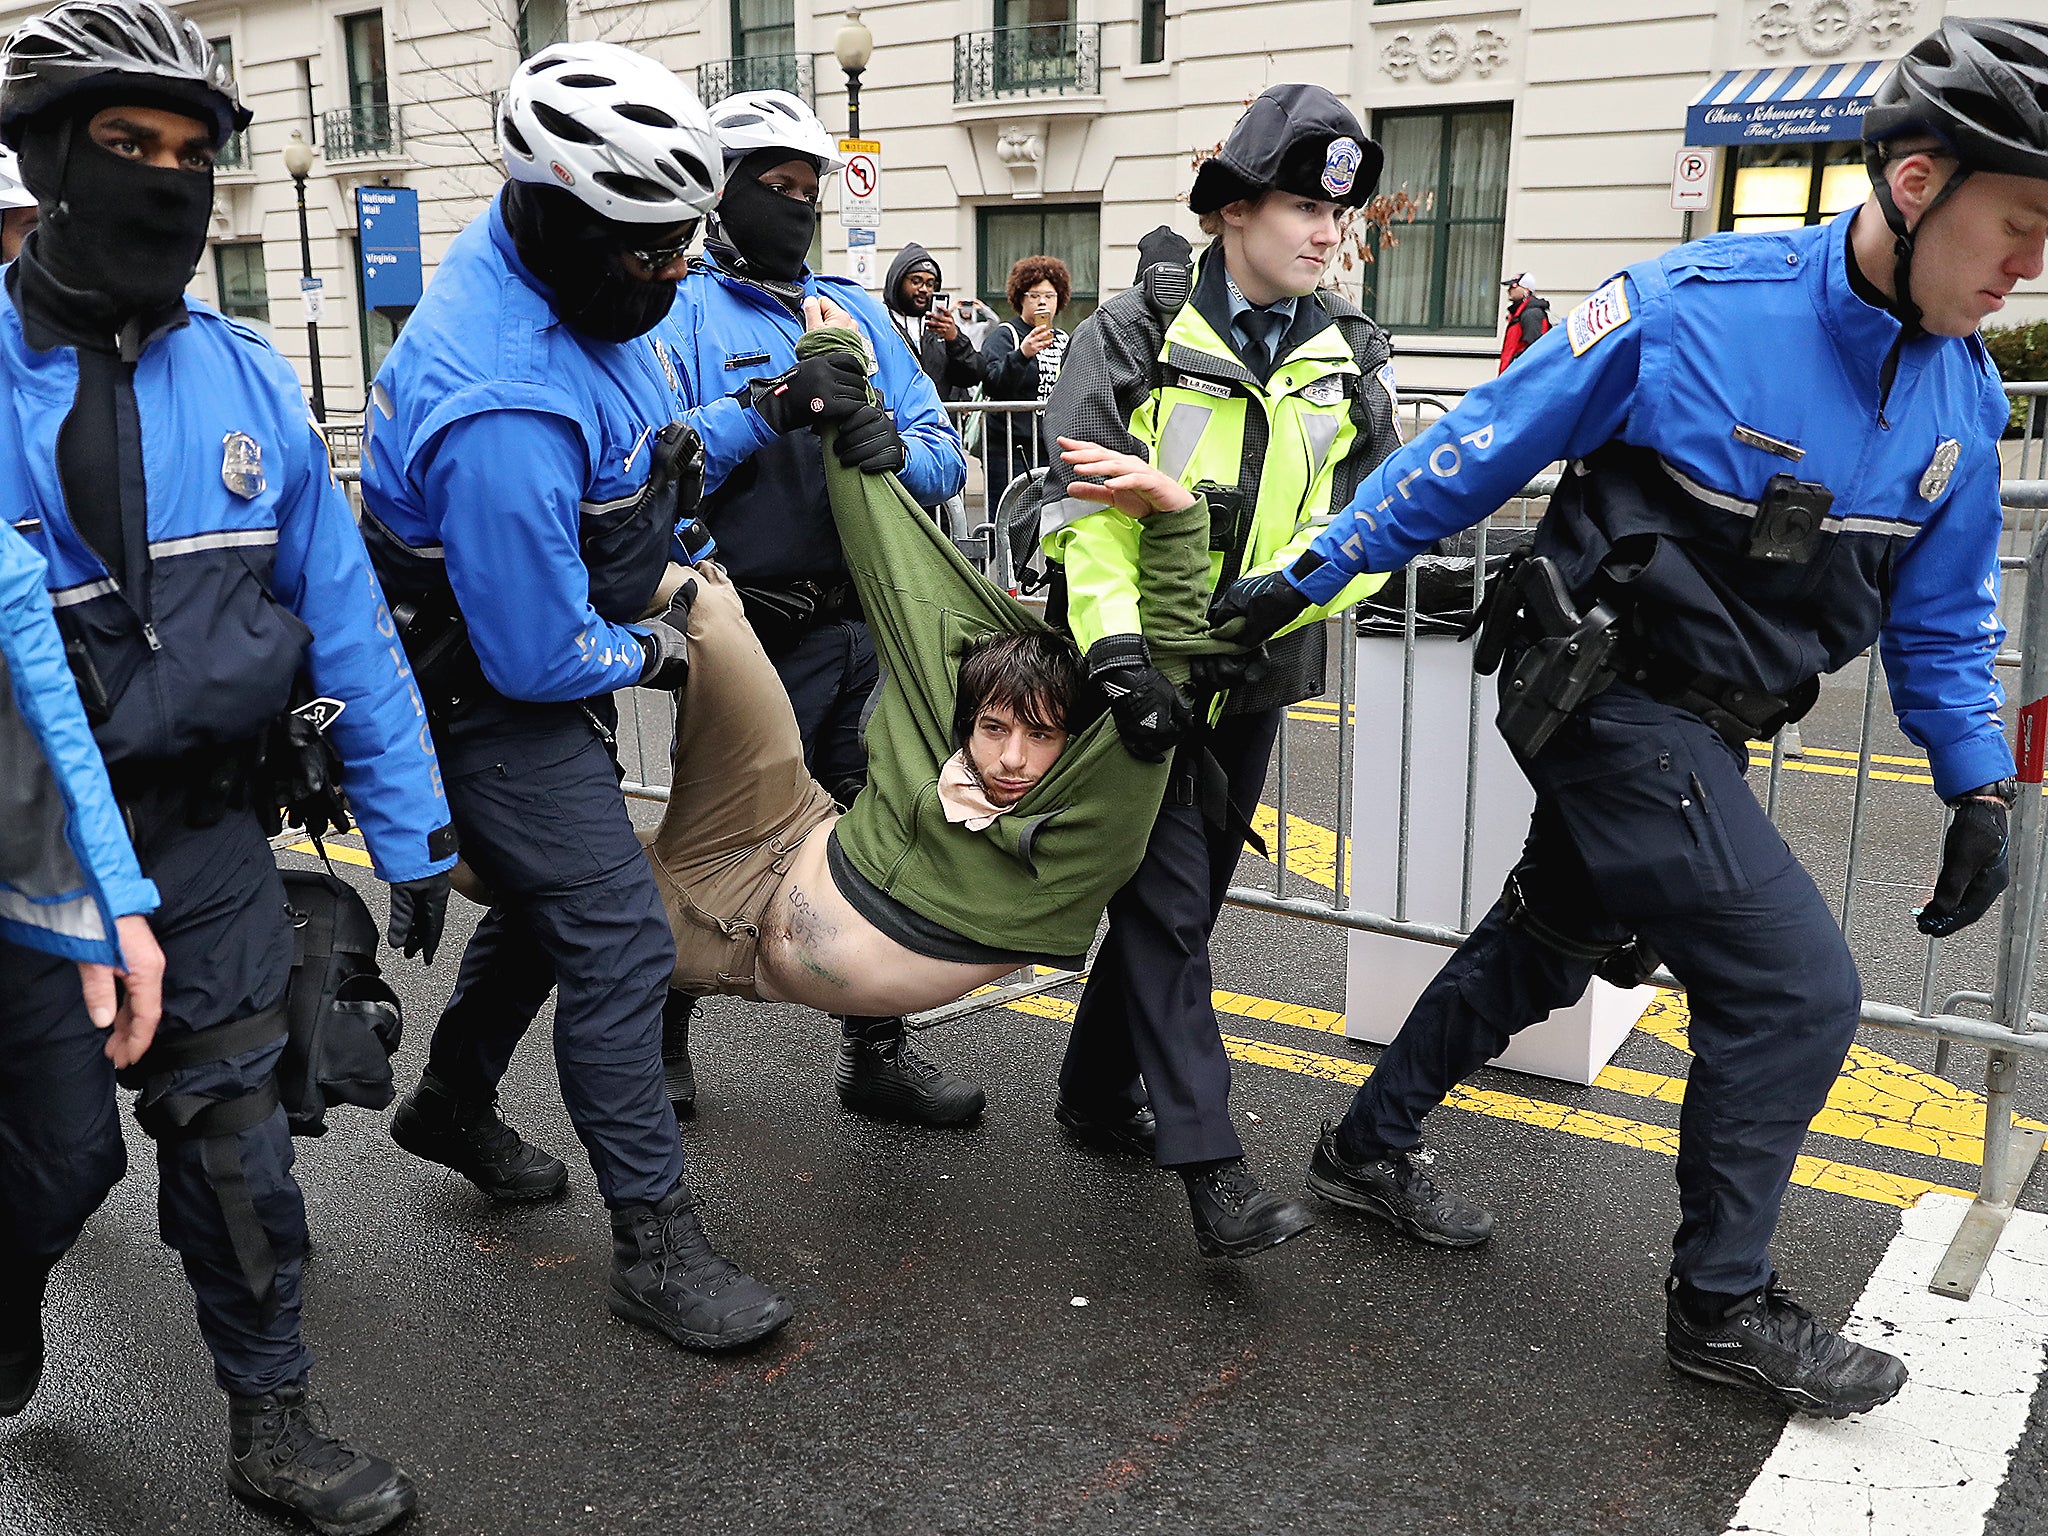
[1725,1194,2048,1536]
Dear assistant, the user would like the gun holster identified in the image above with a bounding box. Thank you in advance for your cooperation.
[1473,554,1620,759]
[390,596,485,719]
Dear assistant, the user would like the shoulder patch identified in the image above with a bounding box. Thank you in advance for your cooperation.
[1567,278,1632,357]
[1375,360,1398,416]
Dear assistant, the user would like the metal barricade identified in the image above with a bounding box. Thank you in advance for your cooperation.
[943,398,1049,592]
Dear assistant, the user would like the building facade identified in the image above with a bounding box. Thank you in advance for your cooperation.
[6,0,2033,411]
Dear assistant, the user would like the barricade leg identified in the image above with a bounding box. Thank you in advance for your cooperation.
[1932,1050,2048,1299]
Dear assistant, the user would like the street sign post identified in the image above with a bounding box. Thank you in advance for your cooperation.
[1670,146,1714,211]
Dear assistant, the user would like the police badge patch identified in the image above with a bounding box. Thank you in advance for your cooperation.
[1301,375,1345,406]
[221,431,265,499]
[1919,438,1961,501]
[1321,137,1362,199]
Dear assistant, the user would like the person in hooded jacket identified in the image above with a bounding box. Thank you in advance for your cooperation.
[651,88,981,1133]
[1497,272,1550,372]
[0,3,456,1528]
[885,241,980,402]
[359,43,794,1375]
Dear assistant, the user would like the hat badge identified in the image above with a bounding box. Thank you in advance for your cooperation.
[1321,137,1362,199]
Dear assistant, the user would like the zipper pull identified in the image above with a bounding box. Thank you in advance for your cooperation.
[140,622,162,651]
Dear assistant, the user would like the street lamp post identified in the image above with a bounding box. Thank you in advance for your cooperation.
[833,8,873,138]
[282,128,327,424]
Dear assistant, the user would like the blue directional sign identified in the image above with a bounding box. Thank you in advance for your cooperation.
[356,186,422,309]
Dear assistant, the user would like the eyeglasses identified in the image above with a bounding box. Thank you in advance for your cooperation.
[625,239,692,272]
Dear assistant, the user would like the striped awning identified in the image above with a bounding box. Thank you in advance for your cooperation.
[1686,61,1892,146]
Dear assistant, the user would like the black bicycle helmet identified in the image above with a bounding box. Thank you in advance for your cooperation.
[0,0,248,148]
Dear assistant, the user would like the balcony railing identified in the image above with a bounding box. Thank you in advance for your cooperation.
[214,130,249,171]
[322,101,402,161]
[695,53,815,108]
[954,22,1100,103]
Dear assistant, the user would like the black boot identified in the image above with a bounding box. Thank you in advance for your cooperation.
[835,1020,986,1128]
[225,1380,417,1536]
[0,1260,51,1417]
[1305,1120,1495,1247]
[389,1071,568,1202]
[1054,1095,1157,1159]
[608,1185,793,1351]
[1181,1159,1318,1260]
[1666,1275,1908,1418]
[662,991,697,1116]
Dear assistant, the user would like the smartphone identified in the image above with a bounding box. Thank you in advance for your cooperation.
[931,292,951,311]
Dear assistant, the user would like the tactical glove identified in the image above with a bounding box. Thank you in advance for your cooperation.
[1209,567,1313,650]
[1918,781,2015,937]
[1087,633,1192,764]
[648,420,705,517]
[834,404,907,475]
[1189,648,1270,699]
[388,873,451,966]
[635,577,698,692]
[746,352,871,435]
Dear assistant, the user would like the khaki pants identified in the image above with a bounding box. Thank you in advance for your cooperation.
[644,564,839,998]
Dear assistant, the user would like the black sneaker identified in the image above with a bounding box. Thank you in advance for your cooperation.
[1304,1121,1494,1247]
[0,1261,48,1417]
[1666,1277,1908,1418]
[389,1072,569,1202]
[835,1031,986,1128]
[1055,1096,1157,1159]
[662,992,698,1116]
[609,1186,794,1352]
[1182,1159,1318,1260]
[225,1380,417,1536]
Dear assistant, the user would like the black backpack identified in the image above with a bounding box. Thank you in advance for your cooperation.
[277,865,403,1137]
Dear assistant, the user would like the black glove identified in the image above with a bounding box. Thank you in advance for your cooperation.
[1918,782,2015,936]
[834,403,907,474]
[648,420,705,519]
[1209,567,1313,649]
[635,577,698,691]
[1086,633,1193,763]
[1189,648,1270,698]
[388,873,451,966]
[746,352,871,434]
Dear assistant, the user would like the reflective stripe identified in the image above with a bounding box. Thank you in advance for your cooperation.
[11,518,39,534]
[1660,455,1757,517]
[1156,402,1213,483]
[579,491,641,518]
[0,885,107,942]
[362,507,446,560]
[148,528,279,560]
[1660,455,1919,539]
[50,576,118,608]
[1302,414,1343,484]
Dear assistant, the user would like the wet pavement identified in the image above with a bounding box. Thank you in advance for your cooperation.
[7,656,2048,1536]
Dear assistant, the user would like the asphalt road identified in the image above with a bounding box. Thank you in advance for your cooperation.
[7,643,2048,1536]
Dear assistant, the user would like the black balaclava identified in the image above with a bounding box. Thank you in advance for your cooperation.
[500,180,678,344]
[15,99,213,317]
[715,149,819,283]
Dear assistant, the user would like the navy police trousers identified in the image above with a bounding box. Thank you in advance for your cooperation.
[427,699,684,1208]
[0,788,309,1396]
[1336,683,1862,1294]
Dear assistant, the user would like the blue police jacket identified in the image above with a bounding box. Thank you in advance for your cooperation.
[0,521,157,965]
[0,295,456,886]
[1289,214,2015,801]
[362,193,684,705]
[659,257,965,587]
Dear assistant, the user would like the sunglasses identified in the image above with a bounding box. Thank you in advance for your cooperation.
[625,239,692,271]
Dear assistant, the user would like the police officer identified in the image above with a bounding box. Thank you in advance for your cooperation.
[0,517,166,1414]
[1214,17,2048,1417]
[655,89,980,1129]
[0,3,455,1527]
[1036,84,1400,1258]
[362,43,794,1360]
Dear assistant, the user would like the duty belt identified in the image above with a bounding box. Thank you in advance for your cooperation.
[735,578,859,652]
[1626,654,1818,751]
[106,740,262,829]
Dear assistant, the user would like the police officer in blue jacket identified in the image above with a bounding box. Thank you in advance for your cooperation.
[0,3,455,1527]
[1214,16,2048,1419]
[361,44,793,1362]
[654,89,981,1129]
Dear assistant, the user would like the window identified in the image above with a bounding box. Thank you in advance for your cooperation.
[977,204,1099,327]
[1720,142,1867,233]
[517,0,568,58]
[208,38,249,169]
[339,12,395,156]
[296,57,317,145]
[732,0,794,59]
[1138,0,1165,64]
[214,243,271,324]
[991,0,1082,94]
[1366,104,1511,334]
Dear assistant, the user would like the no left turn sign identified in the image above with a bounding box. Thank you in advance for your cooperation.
[840,139,881,228]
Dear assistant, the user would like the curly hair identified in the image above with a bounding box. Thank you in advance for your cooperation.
[1005,254,1072,315]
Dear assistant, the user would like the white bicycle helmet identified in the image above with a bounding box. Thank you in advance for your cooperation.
[707,89,843,175]
[0,144,34,208]
[499,42,723,225]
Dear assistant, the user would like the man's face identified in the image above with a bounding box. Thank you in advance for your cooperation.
[1,206,37,263]
[617,219,698,283]
[757,156,820,207]
[1506,282,1530,304]
[87,104,215,171]
[1897,160,2048,336]
[1226,191,1343,301]
[965,702,1067,807]
[901,267,937,312]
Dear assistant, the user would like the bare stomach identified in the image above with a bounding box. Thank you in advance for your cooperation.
[755,823,1020,1016]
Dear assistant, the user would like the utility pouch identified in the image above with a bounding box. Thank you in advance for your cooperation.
[1480,556,1620,759]
[1746,474,1832,565]
[277,866,403,1137]
[735,583,820,654]
[390,596,484,717]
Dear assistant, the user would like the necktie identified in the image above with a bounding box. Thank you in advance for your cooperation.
[1240,310,1278,377]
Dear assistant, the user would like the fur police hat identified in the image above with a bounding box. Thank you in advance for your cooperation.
[1190,83,1382,214]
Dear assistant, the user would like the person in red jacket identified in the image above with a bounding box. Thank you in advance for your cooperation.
[1498,272,1550,371]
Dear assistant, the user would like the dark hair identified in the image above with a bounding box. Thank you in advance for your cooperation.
[952,629,1084,750]
[1005,254,1071,315]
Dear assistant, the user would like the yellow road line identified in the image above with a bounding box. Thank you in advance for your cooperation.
[283,839,374,869]
[1249,804,1341,892]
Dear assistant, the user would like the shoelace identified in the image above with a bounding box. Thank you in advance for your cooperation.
[248,1397,359,1480]
[653,1202,741,1298]
[1392,1148,1450,1208]
[1202,1161,1263,1207]
[890,1040,944,1082]
[1751,1283,1831,1355]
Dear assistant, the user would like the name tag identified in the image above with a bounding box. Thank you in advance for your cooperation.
[1731,423,1805,462]
[1174,373,1230,399]
[724,352,773,370]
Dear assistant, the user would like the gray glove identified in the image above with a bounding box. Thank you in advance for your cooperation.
[635,577,698,691]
